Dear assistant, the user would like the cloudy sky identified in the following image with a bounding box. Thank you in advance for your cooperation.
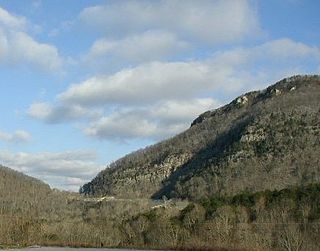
[0,0,319,191]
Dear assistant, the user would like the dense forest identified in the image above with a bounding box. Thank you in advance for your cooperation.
[1,75,320,250]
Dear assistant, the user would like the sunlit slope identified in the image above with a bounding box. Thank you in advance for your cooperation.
[81,75,320,200]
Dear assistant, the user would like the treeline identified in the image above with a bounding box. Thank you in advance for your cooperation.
[1,178,320,250]
[80,75,320,200]
[1,75,320,250]
[120,183,320,250]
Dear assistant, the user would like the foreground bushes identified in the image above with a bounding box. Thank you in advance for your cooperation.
[1,184,320,250]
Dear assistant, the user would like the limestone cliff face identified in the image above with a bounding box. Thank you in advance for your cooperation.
[81,152,192,197]
[81,75,320,199]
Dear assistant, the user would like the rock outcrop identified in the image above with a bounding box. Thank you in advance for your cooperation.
[81,75,320,200]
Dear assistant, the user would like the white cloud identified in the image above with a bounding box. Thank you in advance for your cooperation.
[8,31,62,70]
[27,102,102,123]
[0,130,32,143]
[0,7,27,30]
[29,38,320,141]
[214,38,320,64]
[61,38,320,107]
[0,150,103,191]
[254,38,320,60]
[85,98,219,141]
[35,175,86,192]
[85,112,159,141]
[59,61,234,106]
[86,30,189,63]
[209,38,320,83]
[0,7,63,71]
[149,98,220,124]
[79,0,261,44]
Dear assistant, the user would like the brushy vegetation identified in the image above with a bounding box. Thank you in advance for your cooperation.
[81,75,320,201]
[1,75,320,250]
[1,165,320,251]
[200,183,320,221]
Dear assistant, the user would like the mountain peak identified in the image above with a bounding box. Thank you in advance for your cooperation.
[191,75,320,127]
[81,75,320,200]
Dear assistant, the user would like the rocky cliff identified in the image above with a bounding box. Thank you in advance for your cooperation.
[80,75,320,200]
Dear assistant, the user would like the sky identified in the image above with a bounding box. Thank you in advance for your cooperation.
[0,0,319,191]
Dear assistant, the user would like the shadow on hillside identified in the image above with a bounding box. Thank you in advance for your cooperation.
[151,114,254,199]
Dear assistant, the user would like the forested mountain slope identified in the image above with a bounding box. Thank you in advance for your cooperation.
[0,165,51,203]
[0,75,320,250]
[81,75,320,200]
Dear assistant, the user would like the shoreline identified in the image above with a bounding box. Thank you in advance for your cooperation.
[0,244,246,251]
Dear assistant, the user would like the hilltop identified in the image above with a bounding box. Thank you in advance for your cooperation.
[0,75,320,250]
[81,75,320,199]
[0,165,51,202]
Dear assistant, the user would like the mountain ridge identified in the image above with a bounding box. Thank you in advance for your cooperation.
[0,164,51,197]
[0,75,319,250]
[80,75,320,200]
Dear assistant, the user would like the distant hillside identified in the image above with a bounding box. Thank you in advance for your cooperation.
[80,75,320,200]
[0,75,319,250]
[0,165,52,214]
[0,165,51,199]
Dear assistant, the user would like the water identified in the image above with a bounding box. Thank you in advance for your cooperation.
[4,248,157,251]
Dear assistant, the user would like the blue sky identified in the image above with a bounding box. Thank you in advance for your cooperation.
[0,0,319,191]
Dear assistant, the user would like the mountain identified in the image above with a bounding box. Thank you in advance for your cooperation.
[0,75,319,250]
[0,165,51,201]
[80,75,320,200]
[0,164,54,222]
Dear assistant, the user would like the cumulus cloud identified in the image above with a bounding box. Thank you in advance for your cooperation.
[58,61,237,106]
[29,38,320,141]
[86,30,189,64]
[85,98,219,141]
[44,175,87,192]
[79,0,261,44]
[0,150,103,191]
[59,61,234,106]
[209,38,320,81]
[27,102,102,123]
[254,38,320,60]
[0,130,32,143]
[0,7,27,30]
[210,38,320,68]
[0,6,62,71]
[61,38,320,107]
[1,31,62,71]
[231,38,319,60]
